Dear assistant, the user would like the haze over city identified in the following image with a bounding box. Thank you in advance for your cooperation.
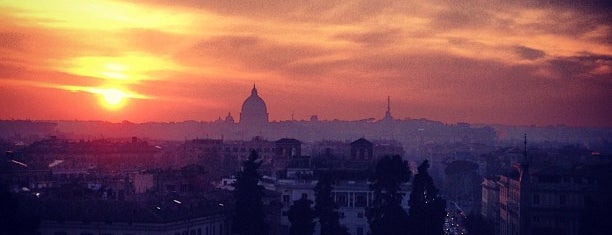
[1,0,610,127]
[2,2,612,235]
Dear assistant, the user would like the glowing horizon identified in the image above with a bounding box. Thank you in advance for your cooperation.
[0,1,610,126]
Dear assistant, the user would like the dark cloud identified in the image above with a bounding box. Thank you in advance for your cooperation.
[528,0,612,15]
[430,6,503,30]
[327,51,611,126]
[547,53,612,79]
[335,28,401,47]
[184,35,331,77]
[447,37,488,48]
[427,1,610,41]
[514,46,546,60]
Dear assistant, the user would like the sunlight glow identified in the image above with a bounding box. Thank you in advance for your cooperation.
[99,88,127,109]
[56,84,150,111]
[62,54,182,82]
[1,0,193,33]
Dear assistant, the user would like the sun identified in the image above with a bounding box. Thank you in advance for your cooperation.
[98,88,128,110]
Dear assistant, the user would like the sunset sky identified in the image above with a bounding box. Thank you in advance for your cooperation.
[0,0,610,127]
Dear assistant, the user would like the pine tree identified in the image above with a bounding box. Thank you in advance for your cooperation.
[314,172,349,235]
[233,150,268,235]
[0,183,40,235]
[408,160,446,235]
[288,195,316,235]
[367,155,411,235]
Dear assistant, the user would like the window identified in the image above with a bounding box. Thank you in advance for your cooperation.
[533,194,540,204]
[357,212,364,218]
[336,192,348,207]
[560,195,566,205]
[357,227,364,235]
[283,195,290,205]
[355,193,368,207]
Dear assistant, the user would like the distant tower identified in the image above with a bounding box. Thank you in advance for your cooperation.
[224,112,235,124]
[382,96,393,121]
[239,84,269,127]
[518,133,531,235]
[518,134,529,181]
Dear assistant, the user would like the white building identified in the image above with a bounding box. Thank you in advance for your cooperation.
[275,168,411,235]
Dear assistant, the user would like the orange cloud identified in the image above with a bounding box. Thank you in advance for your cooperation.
[0,0,610,126]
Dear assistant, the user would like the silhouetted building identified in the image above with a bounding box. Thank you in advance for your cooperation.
[381,96,394,122]
[276,169,411,235]
[274,138,303,170]
[225,112,235,124]
[310,138,404,170]
[240,85,269,127]
[350,138,373,161]
[484,143,611,235]
[482,176,500,234]
[19,194,232,235]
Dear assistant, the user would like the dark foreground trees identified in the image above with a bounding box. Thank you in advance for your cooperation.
[409,160,446,235]
[288,195,316,235]
[0,184,40,235]
[367,155,411,235]
[314,172,349,235]
[233,150,267,235]
[465,213,494,235]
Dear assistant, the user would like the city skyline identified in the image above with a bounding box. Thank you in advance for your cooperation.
[0,1,610,127]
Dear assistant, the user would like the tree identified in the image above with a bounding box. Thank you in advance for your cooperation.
[288,195,316,235]
[314,172,349,235]
[0,184,40,235]
[233,150,267,235]
[367,155,411,235]
[409,160,446,235]
[444,160,481,212]
[465,213,494,235]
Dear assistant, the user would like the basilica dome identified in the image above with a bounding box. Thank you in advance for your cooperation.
[240,85,269,125]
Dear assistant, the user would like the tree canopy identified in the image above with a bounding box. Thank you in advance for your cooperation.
[409,160,446,235]
[314,172,349,235]
[367,155,411,235]
[288,194,316,235]
[0,184,40,235]
[233,150,267,235]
